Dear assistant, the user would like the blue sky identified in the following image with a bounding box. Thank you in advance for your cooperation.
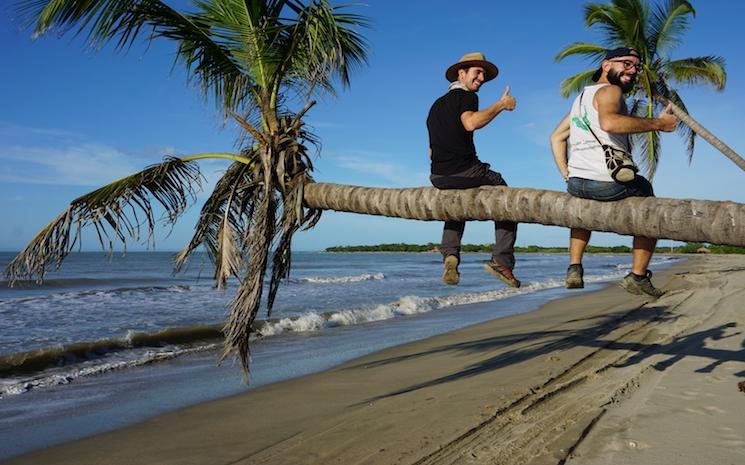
[1,0,744,252]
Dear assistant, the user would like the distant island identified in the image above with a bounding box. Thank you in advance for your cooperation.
[325,242,745,254]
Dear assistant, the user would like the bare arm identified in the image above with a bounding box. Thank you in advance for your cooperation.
[596,85,677,134]
[550,114,571,181]
[461,85,516,132]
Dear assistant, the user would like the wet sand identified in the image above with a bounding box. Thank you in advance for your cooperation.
[6,255,745,465]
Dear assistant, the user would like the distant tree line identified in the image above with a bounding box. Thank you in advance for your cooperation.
[325,243,745,254]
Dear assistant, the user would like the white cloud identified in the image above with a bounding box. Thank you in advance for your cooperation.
[0,122,231,190]
[0,121,82,140]
[0,143,148,186]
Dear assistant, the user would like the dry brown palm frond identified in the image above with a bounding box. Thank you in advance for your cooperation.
[221,179,278,379]
[5,157,202,285]
[230,111,268,147]
[219,116,323,379]
[213,206,243,289]
[173,160,259,284]
[267,172,321,314]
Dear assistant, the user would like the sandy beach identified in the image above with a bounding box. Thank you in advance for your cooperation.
[5,254,745,465]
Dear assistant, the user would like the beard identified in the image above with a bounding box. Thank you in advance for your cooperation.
[607,69,635,93]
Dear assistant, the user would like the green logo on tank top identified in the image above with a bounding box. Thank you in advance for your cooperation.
[572,109,591,132]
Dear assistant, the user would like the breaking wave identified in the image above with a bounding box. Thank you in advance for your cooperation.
[298,272,385,284]
[0,265,649,397]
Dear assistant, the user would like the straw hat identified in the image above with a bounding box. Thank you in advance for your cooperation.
[445,52,499,82]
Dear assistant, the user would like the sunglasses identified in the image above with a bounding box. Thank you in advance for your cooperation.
[609,59,643,73]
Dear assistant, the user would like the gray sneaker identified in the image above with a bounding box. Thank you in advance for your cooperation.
[442,255,460,285]
[619,271,664,298]
[566,264,584,289]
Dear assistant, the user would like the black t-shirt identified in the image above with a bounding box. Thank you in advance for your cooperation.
[427,89,479,175]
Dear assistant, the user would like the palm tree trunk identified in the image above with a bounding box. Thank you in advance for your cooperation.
[661,98,745,173]
[303,183,745,247]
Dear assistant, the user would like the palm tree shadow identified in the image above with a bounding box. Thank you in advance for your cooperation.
[607,322,742,371]
[360,304,745,403]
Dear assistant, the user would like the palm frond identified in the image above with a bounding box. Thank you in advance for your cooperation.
[648,0,694,56]
[192,0,276,98]
[271,0,370,101]
[214,199,244,289]
[265,115,320,313]
[663,56,726,90]
[559,69,597,98]
[585,0,649,50]
[222,178,277,380]
[218,112,322,378]
[5,157,202,284]
[554,42,606,63]
[173,159,258,287]
[19,0,254,116]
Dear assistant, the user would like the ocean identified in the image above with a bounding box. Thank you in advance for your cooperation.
[0,251,680,459]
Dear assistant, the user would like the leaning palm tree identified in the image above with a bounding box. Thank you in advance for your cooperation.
[7,0,370,377]
[555,0,743,177]
[9,1,745,384]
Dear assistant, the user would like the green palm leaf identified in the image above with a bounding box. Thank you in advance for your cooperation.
[19,0,257,115]
[648,0,694,56]
[559,69,598,98]
[585,0,650,51]
[664,56,726,90]
[554,41,607,63]
[5,157,202,284]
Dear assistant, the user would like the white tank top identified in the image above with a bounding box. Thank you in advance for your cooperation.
[568,84,630,182]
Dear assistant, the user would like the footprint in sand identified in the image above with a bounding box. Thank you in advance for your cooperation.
[684,405,725,416]
[702,405,726,414]
[714,425,744,448]
[705,374,727,384]
[667,389,700,400]
[718,438,745,448]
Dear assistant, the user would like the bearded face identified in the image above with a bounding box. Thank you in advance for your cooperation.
[607,68,636,93]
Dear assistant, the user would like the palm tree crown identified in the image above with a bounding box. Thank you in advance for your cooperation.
[9,0,370,377]
[555,0,726,177]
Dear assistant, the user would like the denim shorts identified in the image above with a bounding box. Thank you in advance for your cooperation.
[567,176,654,201]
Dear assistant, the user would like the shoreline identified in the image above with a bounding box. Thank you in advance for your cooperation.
[7,255,745,464]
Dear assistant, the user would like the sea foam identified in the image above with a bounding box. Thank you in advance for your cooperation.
[299,272,385,284]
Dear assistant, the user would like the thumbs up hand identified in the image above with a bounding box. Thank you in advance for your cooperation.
[656,103,677,132]
[500,85,516,111]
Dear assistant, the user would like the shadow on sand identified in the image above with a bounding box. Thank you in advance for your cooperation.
[354,298,744,402]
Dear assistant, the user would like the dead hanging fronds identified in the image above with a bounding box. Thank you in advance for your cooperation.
[173,159,259,288]
[221,170,278,376]
[5,157,202,285]
[220,115,322,379]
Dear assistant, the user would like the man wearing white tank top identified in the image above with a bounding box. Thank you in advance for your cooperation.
[549,47,677,298]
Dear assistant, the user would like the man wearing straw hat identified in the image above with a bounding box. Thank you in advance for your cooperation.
[427,52,520,288]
